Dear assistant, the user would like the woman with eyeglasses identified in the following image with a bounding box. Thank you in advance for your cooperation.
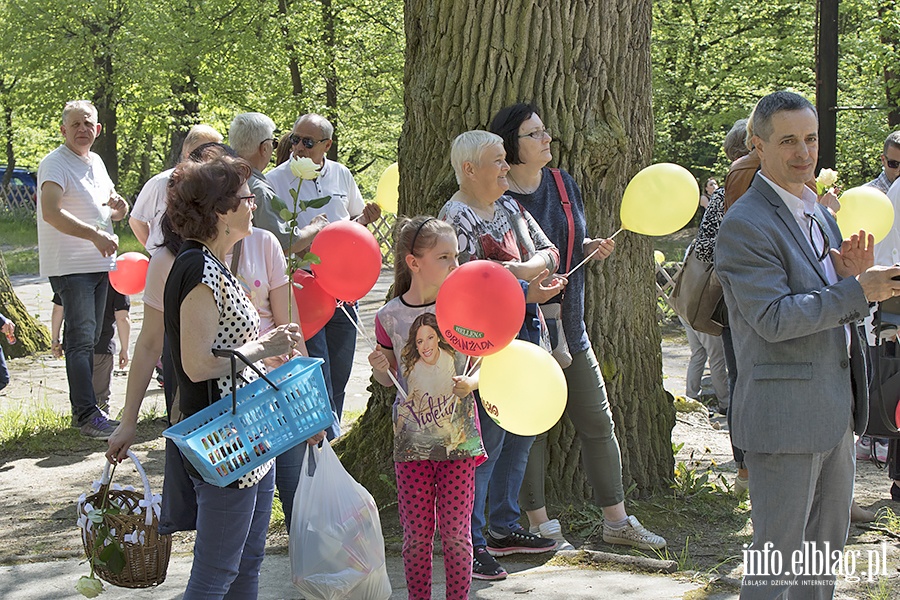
[153,155,319,599]
[489,103,667,554]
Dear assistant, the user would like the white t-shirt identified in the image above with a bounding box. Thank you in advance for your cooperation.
[37,145,117,277]
[131,168,174,255]
[266,158,364,228]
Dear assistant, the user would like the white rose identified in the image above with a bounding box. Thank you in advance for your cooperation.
[75,575,104,598]
[290,156,321,180]
[817,168,838,188]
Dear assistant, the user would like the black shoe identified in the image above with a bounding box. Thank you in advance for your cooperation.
[486,527,558,556]
[472,545,507,580]
[892,482,900,502]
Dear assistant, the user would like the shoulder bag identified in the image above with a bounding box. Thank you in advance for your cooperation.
[670,244,725,336]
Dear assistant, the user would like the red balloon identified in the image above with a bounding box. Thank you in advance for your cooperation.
[292,270,336,339]
[109,252,149,295]
[435,261,525,357]
[310,221,382,302]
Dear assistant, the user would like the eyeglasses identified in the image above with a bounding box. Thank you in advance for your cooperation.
[239,194,257,207]
[261,138,278,149]
[886,159,900,169]
[806,213,830,262]
[289,134,329,149]
[517,128,551,140]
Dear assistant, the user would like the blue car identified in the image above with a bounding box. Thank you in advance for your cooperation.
[0,167,37,210]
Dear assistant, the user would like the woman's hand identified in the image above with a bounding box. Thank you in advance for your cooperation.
[452,375,477,397]
[106,422,137,464]
[525,269,567,304]
[583,237,615,262]
[306,430,327,446]
[368,346,391,373]
[258,323,304,359]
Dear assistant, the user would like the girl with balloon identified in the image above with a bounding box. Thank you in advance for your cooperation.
[490,103,666,552]
[367,216,485,600]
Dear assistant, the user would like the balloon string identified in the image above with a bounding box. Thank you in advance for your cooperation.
[339,302,408,399]
[464,356,482,378]
[563,228,624,278]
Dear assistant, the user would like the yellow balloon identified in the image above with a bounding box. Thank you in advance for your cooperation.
[375,162,399,213]
[620,163,699,236]
[835,186,894,244]
[478,339,567,436]
[654,250,666,265]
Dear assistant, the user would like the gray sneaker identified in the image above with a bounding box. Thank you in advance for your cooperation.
[602,516,666,550]
[80,415,117,440]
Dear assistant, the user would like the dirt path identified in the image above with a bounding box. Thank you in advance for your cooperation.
[0,276,897,597]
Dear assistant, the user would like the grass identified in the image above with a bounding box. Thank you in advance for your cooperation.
[0,403,166,459]
[0,213,144,276]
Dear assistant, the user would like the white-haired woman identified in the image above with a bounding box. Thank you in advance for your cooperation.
[438,130,565,580]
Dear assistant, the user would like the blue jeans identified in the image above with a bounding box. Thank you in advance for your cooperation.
[49,272,108,426]
[185,467,275,599]
[471,394,534,547]
[304,304,357,421]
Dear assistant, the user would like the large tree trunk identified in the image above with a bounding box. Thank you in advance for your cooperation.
[339,0,673,505]
[0,252,50,359]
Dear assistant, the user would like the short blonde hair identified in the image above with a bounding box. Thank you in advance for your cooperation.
[183,125,223,158]
[450,130,503,184]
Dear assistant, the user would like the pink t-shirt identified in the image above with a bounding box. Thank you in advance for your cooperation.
[225,228,289,333]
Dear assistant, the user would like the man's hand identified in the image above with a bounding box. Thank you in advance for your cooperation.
[118,348,129,369]
[51,340,64,358]
[583,237,615,262]
[92,229,119,257]
[107,192,129,222]
[356,202,382,226]
[831,231,874,279]
[525,269,567,304]
[856,265,900,303]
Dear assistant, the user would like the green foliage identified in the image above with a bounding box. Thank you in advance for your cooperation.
[652,0,900,189]
[671,451,730,499]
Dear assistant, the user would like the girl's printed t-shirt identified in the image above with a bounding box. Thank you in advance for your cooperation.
[375,297,485,463]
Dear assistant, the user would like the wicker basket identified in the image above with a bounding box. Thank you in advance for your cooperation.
[77,450,171,588]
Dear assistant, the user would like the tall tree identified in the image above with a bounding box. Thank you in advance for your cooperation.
[339,0,674,504]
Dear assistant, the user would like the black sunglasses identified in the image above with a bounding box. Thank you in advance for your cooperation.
[261,138,278,149]
[886,159,900,169]
[806,213,830,262]
[288,134,329,149]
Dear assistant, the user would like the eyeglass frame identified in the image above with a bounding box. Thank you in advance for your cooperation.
[261,138,278,150]
[886,158,900,170]
[238,194,257,207]
[289,134,330,149]
[517,128,551,140]
[806,212,830,262]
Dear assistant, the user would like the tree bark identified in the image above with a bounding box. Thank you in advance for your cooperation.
[0,251,50,359]
[339,0,673,505]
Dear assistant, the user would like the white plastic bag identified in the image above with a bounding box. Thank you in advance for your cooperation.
[290,439,392,600]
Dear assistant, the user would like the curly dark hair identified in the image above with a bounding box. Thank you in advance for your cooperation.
[166,156,252,242]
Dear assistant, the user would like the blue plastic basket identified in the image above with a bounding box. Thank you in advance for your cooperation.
[163,353,333,487]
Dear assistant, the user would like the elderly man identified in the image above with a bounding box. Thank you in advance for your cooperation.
[38,100,129,439]
[265,113,380,422]
[864,131,900,194]
[129,124,222,255]
[716,91,900,598]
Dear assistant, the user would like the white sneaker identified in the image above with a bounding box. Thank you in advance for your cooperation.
[529,519,575,551]
[602,516,666,550]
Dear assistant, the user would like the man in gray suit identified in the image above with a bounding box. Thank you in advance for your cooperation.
[716,90,900,598]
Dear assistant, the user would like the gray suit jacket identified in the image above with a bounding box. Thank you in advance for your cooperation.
[715,174,870,454]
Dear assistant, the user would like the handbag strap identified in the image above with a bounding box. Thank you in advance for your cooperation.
[549,168,575,274]
[230,239,243,273]
[873,308,900,435]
